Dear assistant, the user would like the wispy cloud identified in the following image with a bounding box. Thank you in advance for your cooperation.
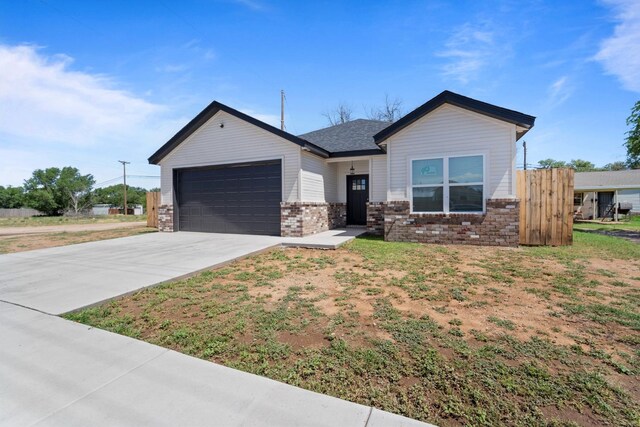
[546,76,573,108]
[0,44,164,146]
[594,0,640,92]
[436,23,501,84]
[155,63,189,73]
[0,44,185,186]
[231,0,265,11]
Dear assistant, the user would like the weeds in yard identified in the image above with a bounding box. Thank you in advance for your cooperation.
[65,236,640,427]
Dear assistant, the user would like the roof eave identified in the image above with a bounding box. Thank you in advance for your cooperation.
[328,148,386,158]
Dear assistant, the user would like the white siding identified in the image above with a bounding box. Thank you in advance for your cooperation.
[300,152,338,202]
[386,104,516,201]
[336,160,369,203]
[371,156,387,202]
[159,111,301,205]
[618,189,640,212]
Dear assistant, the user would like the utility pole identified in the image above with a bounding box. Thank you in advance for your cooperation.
[523,140,527,170]
[280,90,285,131]
[118,160,130,215]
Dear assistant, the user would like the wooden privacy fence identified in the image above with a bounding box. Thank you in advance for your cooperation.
[0,208,43,218]
[146,191,160,228]
[516,168,574,246]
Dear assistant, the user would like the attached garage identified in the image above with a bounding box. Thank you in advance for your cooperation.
[175,160,282,235]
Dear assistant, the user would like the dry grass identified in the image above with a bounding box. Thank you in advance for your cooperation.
[0,227,156,254]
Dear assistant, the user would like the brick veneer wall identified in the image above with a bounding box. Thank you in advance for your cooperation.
[158,205,174,232]
[281,202,339,237]
[383,199,519,246]
[367,202,385,235]
[329,203,346,229]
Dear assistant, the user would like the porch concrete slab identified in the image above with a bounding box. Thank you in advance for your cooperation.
[0,302,434,427]
[0,232,282,315]
[282,228,367,249]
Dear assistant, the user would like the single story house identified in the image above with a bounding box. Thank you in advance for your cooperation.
[574,170,640,219]
[149,90,535,246]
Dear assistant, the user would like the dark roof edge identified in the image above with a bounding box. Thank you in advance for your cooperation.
[373,90,536,144]
[149,101,328,164]
[328,149,386,158]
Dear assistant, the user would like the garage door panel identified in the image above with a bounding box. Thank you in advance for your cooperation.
[176,160,282,235]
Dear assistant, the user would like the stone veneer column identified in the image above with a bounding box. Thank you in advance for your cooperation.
[383,199,519,246]
[328,203,347,229]
[366,202,385,235]
[158,205,174,232]
[281,202,336,237]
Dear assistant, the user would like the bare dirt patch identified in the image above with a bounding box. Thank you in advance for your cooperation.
[0,226,156,254]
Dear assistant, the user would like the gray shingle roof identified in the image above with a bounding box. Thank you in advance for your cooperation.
[298,119,389,154]
[575,170,640,190]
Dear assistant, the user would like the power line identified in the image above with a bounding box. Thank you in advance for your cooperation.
[94,176,124,187]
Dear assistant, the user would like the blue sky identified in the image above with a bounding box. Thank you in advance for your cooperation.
[0,0,638,189]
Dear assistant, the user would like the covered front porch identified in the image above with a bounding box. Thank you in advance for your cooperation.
[281,155,387,237]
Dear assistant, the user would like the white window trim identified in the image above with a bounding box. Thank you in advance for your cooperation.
[408,154,486,214]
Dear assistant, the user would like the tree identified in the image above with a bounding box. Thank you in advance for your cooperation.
[58,168,95,214]
[323,102,353,126]
[366,94,404,122]
[0,186,25,208]
[537,159,568,169]
[93,184,148,210]
[602,161,627,171]
[568,159,597,172]
[625,100,640,168]
[23,167,95,216]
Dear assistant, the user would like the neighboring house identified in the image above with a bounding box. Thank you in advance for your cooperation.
[574,170,640,219]
[149,90,535,246]
[92,204,111,216]
[92,204,144,216]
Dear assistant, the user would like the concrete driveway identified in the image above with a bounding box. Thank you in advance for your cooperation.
[0,232,282,315]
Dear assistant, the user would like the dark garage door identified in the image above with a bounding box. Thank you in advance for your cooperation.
[176,160,281,235]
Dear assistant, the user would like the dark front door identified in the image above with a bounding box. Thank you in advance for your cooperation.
[347,174,368,225]
[597,191,614,218]
[175,160,282,235]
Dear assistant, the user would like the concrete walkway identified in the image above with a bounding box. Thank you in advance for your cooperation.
[282,227,367,249]
[0,231,434,426]
[0,221,148,236]
[0,302,430,426]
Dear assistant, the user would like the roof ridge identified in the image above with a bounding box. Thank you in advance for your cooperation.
[298,118,388,136]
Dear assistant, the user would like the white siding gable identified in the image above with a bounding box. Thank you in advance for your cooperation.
[159,110,301,205]
[386,104,516,201]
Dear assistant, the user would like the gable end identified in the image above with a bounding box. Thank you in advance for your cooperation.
[373,90,535,144]
[149,101,328,164]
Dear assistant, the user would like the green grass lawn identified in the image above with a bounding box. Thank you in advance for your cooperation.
[66,234,640,426]
[0,214,146,227]
[574,215,640,232]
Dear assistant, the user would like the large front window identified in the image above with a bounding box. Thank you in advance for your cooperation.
[411,155,484,213]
